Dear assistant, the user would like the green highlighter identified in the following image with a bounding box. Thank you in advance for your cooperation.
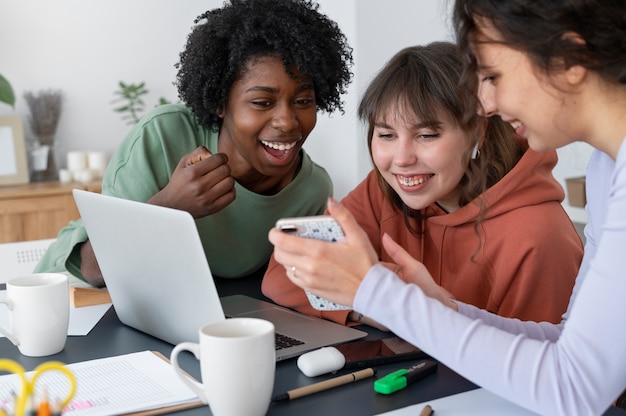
[374,360,439,395]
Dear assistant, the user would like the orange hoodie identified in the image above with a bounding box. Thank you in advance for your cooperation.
[262,148,583,325]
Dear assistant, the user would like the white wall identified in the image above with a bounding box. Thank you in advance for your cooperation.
[0,0,207,174]
[0,0,589,221]
[354,1,454,180]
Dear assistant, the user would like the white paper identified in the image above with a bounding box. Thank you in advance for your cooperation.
[376,388,539,415]
[67,303,111,336]
[0,350,201,415]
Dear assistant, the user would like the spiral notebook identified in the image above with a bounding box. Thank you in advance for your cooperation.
[72,189,366,360]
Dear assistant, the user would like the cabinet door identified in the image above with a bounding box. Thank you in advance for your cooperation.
[0,192,81,243]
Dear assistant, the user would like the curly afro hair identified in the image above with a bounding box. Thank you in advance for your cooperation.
[176,0,353,130]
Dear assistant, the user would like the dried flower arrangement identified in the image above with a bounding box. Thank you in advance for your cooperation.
[23,89,64,181]
[24,89,63,142]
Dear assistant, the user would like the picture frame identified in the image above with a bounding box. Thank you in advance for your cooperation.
[0,115,29,186]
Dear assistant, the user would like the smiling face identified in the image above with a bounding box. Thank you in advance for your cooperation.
[472,21,577,151]
[218,55,317,191]
[371,106,473,213]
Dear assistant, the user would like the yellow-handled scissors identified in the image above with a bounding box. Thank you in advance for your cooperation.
[0,359,76,415]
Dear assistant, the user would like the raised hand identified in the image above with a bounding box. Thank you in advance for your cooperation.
[148,146,236,218]
[269,198,378,307]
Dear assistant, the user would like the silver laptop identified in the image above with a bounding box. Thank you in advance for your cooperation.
[72,189,366,361]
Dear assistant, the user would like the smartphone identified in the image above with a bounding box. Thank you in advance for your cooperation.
[276,215,345,242]
[336,337,428,369]
[276,215,351,311]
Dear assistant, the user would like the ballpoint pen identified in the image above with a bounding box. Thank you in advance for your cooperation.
[272,368,376,402]
[373,360,438,395]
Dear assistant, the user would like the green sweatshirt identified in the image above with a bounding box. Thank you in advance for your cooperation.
[35,104,332,280]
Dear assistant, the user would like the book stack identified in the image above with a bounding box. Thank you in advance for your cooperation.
[68,274,111,307]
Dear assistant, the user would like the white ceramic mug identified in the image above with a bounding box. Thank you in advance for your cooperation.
[0,273,69,357]
[171,318,275,416]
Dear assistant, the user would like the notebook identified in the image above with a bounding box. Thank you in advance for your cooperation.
[72,189,366,361]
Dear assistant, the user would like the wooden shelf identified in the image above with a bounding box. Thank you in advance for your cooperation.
[0,180,102,243]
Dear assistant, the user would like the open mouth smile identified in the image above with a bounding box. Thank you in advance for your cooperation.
[397,174,433,187]
[509,120,525,137]
[261,140,298,153]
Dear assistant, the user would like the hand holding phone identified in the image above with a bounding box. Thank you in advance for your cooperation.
[276,215,351,311]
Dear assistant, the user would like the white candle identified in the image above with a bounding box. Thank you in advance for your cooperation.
[87,151,108,177]
[58,169,73,183]
[67,151,88,172]
[74,169,95,183]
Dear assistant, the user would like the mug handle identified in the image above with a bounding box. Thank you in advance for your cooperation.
[0,297,19,346]
[170,342,208,404]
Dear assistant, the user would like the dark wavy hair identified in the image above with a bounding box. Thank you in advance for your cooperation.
[453,0,626,122]
[176,0,353,130]
[358,42,523,233]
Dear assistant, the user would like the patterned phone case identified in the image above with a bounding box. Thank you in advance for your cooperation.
[276,216,351,311]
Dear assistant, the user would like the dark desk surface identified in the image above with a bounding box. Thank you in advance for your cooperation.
[1,275,624,415]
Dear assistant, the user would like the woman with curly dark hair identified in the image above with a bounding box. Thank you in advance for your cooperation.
[35,0,353,287]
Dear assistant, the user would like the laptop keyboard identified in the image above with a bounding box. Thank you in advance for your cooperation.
[275,332,305,350]
[225,315,303,350]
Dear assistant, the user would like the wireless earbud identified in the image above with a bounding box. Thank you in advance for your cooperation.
[297,347,346,377]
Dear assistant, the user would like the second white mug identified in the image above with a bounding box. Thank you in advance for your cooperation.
[170,317,275,416]
[0,273,69,357]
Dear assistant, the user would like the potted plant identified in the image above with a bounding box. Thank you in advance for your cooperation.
[0,74,15,108]
[112,81,149,125]
[111,81,172,125]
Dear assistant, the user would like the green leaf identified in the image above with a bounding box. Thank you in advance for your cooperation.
[113,105,130,112]
[112,80,173,124]
[0,74,15,108]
